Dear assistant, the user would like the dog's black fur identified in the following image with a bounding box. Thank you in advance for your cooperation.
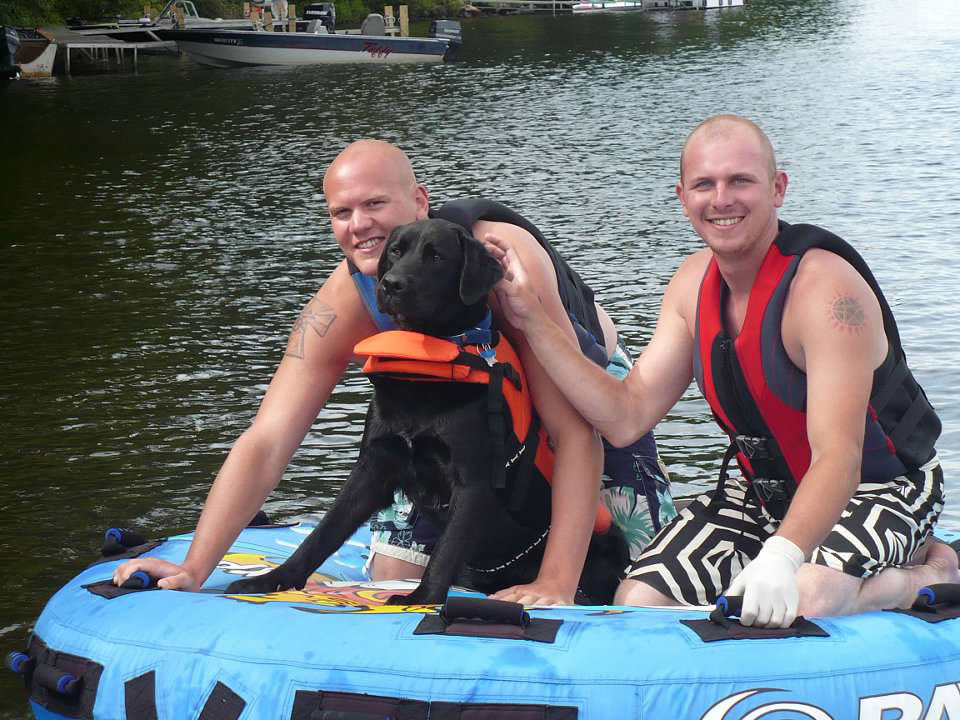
[225,218,628,605]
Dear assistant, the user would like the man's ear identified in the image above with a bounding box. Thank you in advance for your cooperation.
[458,226,504,305]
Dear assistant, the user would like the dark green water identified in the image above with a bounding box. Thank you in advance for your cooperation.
[2,0,959,714]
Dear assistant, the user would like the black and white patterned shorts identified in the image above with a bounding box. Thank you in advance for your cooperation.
[623,458,945,606]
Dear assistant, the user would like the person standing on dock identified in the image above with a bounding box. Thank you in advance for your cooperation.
[488,114,958,627]
[113,139,675,605]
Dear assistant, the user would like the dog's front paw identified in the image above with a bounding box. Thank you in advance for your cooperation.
[385,586,443,606]
[386,592,427,606]
[225,569,297,594]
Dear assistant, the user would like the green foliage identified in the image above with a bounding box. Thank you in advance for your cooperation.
[192,0,243,19]
[0,0,62,25]
[405,0,461,19]
[62,0,143,20]
[331,0,368,23]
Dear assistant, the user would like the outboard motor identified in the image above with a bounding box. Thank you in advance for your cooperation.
[0,26,20,81]
[429,19,462,58]
[303,2,336,32]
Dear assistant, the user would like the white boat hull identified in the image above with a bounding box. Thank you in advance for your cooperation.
[14,31,58,78]
[19,42,57,77]
[572,1,644,13]
[167,28,451,67]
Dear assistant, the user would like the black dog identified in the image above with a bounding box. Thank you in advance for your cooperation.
[226,218,627,605]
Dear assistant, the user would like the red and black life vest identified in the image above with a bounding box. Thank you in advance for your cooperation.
[354,329,612,533]
[694,221,941,518]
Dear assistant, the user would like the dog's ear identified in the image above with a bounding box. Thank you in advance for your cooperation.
[378,225,405,280]
[458,226,504,306]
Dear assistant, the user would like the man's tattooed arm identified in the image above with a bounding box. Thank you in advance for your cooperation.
[829,293,866,335]
[286,299,337,359]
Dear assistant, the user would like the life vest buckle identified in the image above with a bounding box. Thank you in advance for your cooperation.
[734,434,770,459]
[751,477,787,502]
[478,343,496,366]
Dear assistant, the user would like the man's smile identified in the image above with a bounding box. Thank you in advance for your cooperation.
[709,217,743,227]
[355,237,384,251]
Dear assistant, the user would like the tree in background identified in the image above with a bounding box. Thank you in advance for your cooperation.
[1,0,141,25]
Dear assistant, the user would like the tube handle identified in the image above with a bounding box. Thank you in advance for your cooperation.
[33,663,82,698]
[710,595,744,625]
[441,596,529,627]
[6,651,35,675]
[915,583,960,608]
[120,570,156,590]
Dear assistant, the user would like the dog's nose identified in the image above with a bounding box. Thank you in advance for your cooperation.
[380,275,404,295]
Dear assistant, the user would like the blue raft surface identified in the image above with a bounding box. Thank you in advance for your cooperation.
[17,522,960,720]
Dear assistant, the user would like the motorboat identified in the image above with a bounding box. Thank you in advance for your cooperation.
[571,0,644,13]
[0,27,58,80]
[166,17,462,67]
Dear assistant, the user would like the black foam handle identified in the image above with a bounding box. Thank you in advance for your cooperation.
[915,583,960,608]
[441,596,529,627]
[710,595,744,624]
[119,571,155,590]
[6,651,34,674]
[33,663,82,697]
[104,528,147,547]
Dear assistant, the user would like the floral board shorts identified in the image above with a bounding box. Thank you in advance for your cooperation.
[368,341,677,569]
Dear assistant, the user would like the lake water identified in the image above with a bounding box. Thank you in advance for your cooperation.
[2,0,959,714]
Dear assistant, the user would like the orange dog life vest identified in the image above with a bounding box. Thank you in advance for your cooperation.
[354,330,612,534]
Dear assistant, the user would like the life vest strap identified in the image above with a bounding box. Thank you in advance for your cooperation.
[709,435,794,520]
[869,356,909,416]
[889,388,936,454]
[707,441,739,514]
[488,364,507,490]
[506,413,542,514]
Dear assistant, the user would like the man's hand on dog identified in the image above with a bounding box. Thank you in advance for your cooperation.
[490,578,576,606]
[113,558,199,592]
[484,232,545,332]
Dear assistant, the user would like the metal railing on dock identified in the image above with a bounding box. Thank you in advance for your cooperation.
[62,39,178,73]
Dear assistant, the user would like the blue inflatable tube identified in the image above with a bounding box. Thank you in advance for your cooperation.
[13,522,960,720]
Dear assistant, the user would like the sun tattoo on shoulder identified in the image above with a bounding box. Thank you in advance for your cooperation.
[286,300,337,359]
[830,293,865,335]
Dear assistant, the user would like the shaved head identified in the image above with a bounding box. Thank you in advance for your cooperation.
[680,115,778,182]
[321,139,429,277]
[323,139,419,198]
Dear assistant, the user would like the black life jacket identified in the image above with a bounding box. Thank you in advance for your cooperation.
[693,221,941,518]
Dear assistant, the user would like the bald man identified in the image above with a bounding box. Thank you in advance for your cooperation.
[113,140,674,606]
[490,115,956,626]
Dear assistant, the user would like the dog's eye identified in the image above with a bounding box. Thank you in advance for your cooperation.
[389,244,402,257]
[427,250,441,263]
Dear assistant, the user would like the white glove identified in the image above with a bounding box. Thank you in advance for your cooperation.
[725,535,805,628]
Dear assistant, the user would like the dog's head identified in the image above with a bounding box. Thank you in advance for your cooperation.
[376,218,504,336]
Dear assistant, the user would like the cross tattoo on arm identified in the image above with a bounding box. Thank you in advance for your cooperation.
[286,301,337,359]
